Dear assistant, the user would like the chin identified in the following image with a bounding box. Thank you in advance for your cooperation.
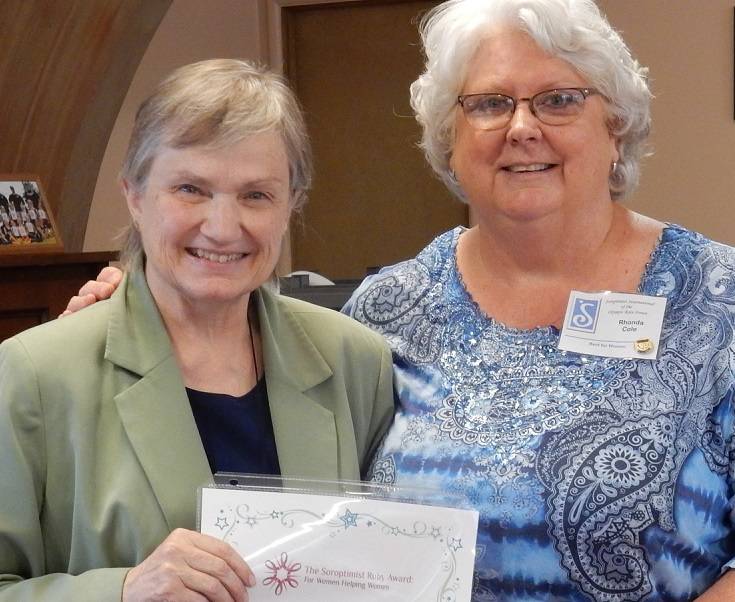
[183,280,257,305]
[500,198,562,223]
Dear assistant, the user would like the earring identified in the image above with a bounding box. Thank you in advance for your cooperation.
[610,161,619,176]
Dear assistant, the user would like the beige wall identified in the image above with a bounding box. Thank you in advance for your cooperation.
[84,0,265,251]
[85,0,735,251]
[597,0,734,244]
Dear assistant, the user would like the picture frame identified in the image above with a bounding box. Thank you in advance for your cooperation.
[0,175,63,252]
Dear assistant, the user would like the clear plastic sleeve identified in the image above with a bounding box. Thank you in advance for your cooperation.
[198,473,479,601]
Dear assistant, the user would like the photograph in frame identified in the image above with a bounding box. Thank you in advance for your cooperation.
[0,175,63,252]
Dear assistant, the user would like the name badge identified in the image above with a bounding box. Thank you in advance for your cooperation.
[558,291,667,359]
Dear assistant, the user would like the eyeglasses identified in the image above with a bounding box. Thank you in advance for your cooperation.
[457,87,600,131]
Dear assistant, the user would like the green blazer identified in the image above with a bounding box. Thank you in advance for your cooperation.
[0,267,394,601]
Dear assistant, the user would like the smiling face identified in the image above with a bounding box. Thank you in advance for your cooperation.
[451,28,619,225]
[124,130,291,313]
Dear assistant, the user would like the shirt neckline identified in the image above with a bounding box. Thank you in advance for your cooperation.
[449,224,674,338]
[185,375,266,401]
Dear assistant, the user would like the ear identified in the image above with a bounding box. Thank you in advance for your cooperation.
[285,191,302,233]
[609,133,620,165]
[121,178,144,225]
[605,115,621,162]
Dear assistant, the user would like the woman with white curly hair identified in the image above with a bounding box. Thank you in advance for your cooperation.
[344,0,735,600]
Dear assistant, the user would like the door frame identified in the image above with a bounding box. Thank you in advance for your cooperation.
[264,0,363,73]
[263,0,362,272]
[263,0,465,273]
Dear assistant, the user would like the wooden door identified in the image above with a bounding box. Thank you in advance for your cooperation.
[283,0,467,279]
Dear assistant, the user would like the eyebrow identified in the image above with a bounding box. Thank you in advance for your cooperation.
[465,81,586,94]
[167,171,288,189]
[168,171,210,186]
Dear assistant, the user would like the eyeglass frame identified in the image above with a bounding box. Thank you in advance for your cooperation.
[456,87,601,130]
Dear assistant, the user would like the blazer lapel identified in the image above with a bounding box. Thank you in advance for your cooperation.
[106,265,211,530]
[105,267,341,528]
[257,288,340,480]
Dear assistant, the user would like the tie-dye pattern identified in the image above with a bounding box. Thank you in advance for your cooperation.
[343,225,735,601]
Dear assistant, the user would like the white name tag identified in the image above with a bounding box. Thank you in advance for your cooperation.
[558,291,667,359]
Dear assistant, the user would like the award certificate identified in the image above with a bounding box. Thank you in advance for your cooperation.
[199,486,479,601]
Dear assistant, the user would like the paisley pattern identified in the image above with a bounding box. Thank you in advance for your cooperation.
[343,226,735,601]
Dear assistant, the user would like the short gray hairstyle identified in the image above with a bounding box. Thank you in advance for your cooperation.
[119,59,312,266]
[411,0,652,201]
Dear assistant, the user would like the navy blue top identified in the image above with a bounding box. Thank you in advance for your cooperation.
[186,378,281,476]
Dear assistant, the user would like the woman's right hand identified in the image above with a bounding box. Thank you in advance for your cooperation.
[60,266,123,316]
[122,528,256,602]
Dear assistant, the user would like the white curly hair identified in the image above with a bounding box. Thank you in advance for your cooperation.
[411,0,652,201]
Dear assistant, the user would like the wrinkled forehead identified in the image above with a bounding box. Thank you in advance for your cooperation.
[145,131,291,193]
[462,28,585,93]
[140,124,288,177]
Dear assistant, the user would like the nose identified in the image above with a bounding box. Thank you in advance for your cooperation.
[200,195,243,243]
[506,101,542,143]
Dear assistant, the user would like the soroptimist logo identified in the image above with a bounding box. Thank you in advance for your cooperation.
[263,552,302,595]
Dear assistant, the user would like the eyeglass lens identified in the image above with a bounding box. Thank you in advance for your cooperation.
[460,88,590,130]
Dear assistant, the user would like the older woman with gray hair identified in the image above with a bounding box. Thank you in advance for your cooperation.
[343,0,735,600]
[0,59,394,601]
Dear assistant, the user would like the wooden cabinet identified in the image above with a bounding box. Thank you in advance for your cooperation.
[0,252,117,342]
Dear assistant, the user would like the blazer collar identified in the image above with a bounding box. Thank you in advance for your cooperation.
[105,260,174,375]
[106,262,211,530]
[256,287,340,479]
[106,263,334,388]
[106,270,335,390]
[255,285,332,392]
[107,266,342,521]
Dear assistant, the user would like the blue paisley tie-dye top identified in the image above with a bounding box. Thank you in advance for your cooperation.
[343,225,735,602]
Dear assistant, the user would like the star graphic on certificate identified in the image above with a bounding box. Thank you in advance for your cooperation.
[448,537,463,552]
[431,526,442,539]
[215,516,229,530]
[339,509,359,529]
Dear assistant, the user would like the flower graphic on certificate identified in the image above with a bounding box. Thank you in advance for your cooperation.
[263,552,302,595]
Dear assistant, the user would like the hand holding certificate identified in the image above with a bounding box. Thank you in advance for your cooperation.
[199,479,479,601]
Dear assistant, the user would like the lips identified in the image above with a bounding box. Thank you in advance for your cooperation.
[187,248,246,263]
[503,163,556,173]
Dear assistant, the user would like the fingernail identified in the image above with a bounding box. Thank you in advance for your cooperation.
[248,573,256,587]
